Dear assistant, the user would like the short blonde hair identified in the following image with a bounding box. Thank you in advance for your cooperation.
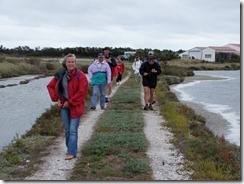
[61,53,76,68]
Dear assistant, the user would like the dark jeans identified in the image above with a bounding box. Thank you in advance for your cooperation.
[116,73,122,82]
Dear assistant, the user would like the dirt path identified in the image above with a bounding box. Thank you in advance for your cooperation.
[141,89,193,180]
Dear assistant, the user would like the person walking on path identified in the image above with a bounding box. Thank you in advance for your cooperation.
[139,55,161,110]
[143,51,158,104]
[88,53,111,110]
[103,47,116,102]
[115,56,125,85]
[132,56,143,82]
[47,53,88,160]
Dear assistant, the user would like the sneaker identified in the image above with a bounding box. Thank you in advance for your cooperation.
[149,104,153,110]
[151,101,156,104]
[90,106,96,110]
[105,97,109,103]
[144,104,149,110]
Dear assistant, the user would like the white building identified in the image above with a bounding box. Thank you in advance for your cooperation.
[188,47,206,60]
[202,46,237,62]
[179,43,240,62]
[179,51,189,59]
[124,51,136,59]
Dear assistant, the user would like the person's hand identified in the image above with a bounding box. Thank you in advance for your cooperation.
[63,101,69,108]
[57,100,63,108]
[144,72,148,76]
[151,69,157,73]
[105,58,111,63]
[107,83,111,87]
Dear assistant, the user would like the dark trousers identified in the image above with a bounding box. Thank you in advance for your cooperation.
[116,73,122,82]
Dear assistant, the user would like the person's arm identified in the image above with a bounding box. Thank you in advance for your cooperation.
[87,64,93,80]
[106,63,112,84]
[155,63,161,75]
[47,77,59,102]
[132,62,136,70]
[139,63,145,75]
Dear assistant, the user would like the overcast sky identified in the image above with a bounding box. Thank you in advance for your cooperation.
[0,0,241,51]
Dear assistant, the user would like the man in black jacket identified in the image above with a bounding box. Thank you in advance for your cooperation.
[103,47,116,102]
[139,55,161,110]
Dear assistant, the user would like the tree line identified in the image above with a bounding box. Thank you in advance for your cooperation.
[0,45,181,61]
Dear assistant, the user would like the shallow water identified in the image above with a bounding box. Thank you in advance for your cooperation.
[0,76,54,151]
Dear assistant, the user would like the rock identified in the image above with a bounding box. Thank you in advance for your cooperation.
[20,80,30,84]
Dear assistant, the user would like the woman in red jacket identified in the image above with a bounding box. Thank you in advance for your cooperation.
[47,53,88,160]
[115,56,125,85]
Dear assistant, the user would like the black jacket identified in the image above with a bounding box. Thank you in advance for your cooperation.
[139,61,161,84]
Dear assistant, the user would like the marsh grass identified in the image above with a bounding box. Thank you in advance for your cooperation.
[70,75,152,180]
[167,59,240,70]
[0,57,88,79]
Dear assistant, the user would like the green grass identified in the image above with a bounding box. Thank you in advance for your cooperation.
[70,74,152,180]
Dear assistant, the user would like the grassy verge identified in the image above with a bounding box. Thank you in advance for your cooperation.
[167,59,240,70]
[156,74,240,180]
[69,75,152,180]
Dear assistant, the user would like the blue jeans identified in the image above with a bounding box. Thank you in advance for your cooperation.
[60,108,80,157]
[91,84,106,108]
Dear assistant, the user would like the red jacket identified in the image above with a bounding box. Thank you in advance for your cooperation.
[116,61,125,75]
[47,68,88,118]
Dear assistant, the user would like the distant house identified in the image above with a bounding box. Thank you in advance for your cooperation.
[179,51,189,59]
[202,47,236,62]
[188,47,207,60]
[179,43,240,62]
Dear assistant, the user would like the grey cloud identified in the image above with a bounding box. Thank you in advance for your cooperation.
[0,0,240,50]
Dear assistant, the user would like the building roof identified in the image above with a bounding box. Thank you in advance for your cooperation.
[195,47,207,50]
[189,47,207,51]
[208,46,236,52]
[227,43,240,47]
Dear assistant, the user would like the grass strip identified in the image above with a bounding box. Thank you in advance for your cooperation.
[70,74,152,180]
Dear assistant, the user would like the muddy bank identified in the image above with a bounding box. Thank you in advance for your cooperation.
[183,74,226,83]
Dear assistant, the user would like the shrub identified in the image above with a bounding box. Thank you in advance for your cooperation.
[46,63,55,70]
[123,157,150,175]
[27,57,41,66]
